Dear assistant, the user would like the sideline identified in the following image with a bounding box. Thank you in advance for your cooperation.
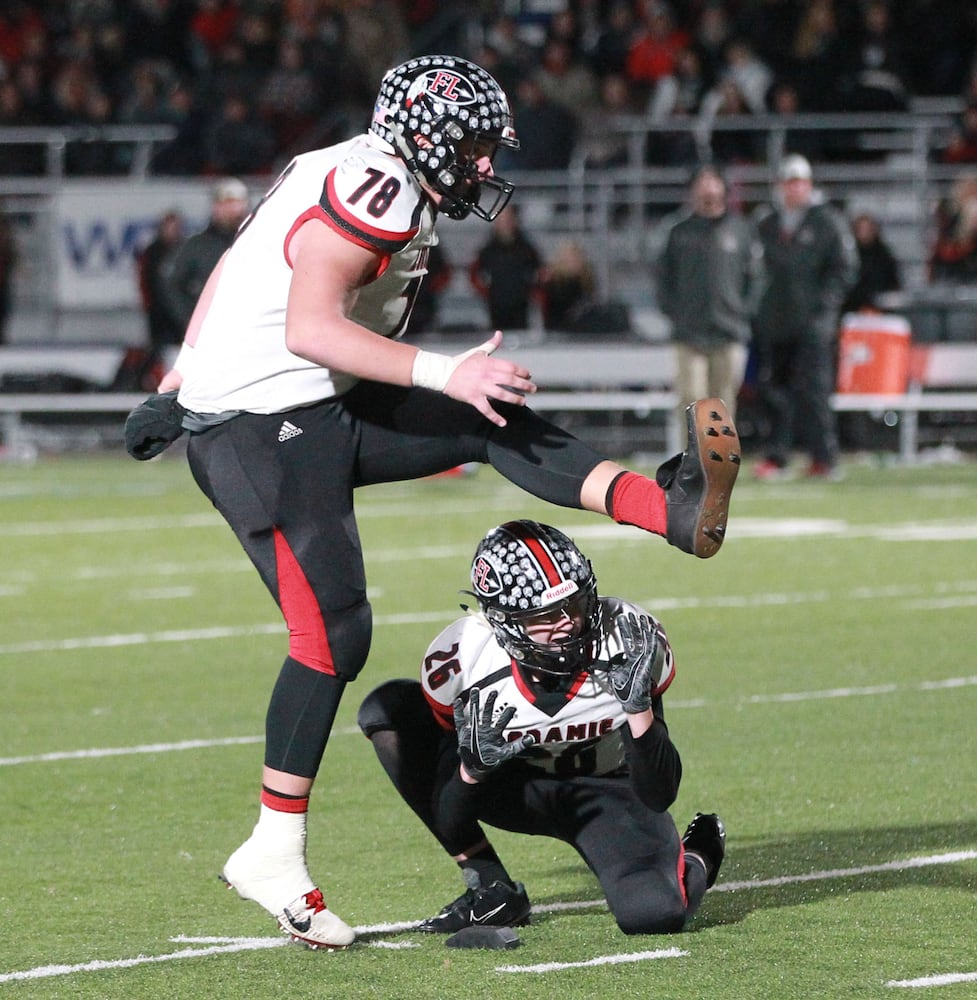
[1,850,973,984]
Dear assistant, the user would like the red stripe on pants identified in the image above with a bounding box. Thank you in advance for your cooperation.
[273,527,335,674]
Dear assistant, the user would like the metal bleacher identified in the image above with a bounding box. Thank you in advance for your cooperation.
[3,106,977,459]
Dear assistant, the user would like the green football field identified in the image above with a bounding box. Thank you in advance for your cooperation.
[1,451,975,1000]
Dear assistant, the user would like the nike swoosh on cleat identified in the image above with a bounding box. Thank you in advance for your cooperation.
[282,907,312,933]
[471,903,506,924]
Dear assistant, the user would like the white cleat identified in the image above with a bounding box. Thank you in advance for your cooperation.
[277,887,355,950]
[220,835,355,949]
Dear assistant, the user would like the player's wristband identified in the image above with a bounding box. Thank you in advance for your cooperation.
[411,349,456,392]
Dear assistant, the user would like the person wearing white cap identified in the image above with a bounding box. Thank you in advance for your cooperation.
[751,154,857,480]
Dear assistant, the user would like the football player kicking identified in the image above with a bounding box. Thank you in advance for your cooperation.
[358,520,726,936]
[127,52,738,950]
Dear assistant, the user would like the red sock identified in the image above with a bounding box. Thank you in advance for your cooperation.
[261,785,310,814]
[607,471,667,536]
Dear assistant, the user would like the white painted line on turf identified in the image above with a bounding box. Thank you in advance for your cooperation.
[887,971,977,989]
[495,947,687,973]
[6,578,977,655]
[3,678,975,767]
[712,850,977,893]
[1,850,973,984]
[0,938,287,983]
[0,735,264,767]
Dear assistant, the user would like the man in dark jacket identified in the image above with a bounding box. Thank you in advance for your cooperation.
[752,155,856,481]
[658,166,764,424]
[161,178,250,334]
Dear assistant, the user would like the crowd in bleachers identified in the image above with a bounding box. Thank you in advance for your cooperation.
[1,0,976,179]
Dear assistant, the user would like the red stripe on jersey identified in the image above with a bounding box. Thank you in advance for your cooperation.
[422,685,455,731]
[273,527,336,674]
[324,168,418,248]
[283,206,327,267]
[283,206,388,282]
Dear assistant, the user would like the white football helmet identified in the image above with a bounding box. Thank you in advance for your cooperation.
[371,54,519,221]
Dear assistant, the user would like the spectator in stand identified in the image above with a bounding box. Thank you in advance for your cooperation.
[625,0,691,104]
[697,78,763,165]
[202,92,277,176]
[839,0,910,112]
[657,166,763,422]
[939,103,977,165]
[343,0,411,104]
[137,209,187,377]
[752,154,857,482]
[0,211,18,344]
[715,37,774,115]
[533,37,599,119]
[588,0,637,80]
[540,240,596,332]
[843,212,901,312]
[258,37,322,150]
[766,82,827,163]
[691,1,734,90]
[647,45,708,165]
[929,171,977,284]
[189,0,240,70]
[161,177,249,335]
[787,0,849,112]
[577,72,635,170]
[406,242,452,337]
[469,204,543,332]
[499,76,578,172]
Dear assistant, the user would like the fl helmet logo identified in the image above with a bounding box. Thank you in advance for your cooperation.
[406,69,476,108]
[472,556,502,597]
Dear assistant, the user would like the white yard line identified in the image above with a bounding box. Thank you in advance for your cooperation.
[495,947,688,973]
[887,971,977,989]
[1,851,973,984]
[3,578,977,658]
[2,675,975,768]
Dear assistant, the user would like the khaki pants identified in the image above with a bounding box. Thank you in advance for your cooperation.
[673,341,748,420]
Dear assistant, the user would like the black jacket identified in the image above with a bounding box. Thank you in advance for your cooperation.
[753,200,857,341]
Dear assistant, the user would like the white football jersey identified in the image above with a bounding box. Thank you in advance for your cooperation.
[420,597,675,777]
[176,133,438,415]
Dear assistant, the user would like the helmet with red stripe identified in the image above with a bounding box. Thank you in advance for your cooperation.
[370,54,519,221]
[469,520,601,675]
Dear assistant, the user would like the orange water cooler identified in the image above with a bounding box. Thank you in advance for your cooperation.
[836,312,912,394]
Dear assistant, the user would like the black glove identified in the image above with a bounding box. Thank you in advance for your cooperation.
[453,687,535,781]
[124,390,187,460]
[610,612,667,714]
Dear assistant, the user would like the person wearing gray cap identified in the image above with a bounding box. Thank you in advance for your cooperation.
[751,154,857,480]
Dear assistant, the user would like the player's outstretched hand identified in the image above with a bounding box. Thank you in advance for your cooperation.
[610,612,668,715]
[453,687,535,781]
[444,331,536,427]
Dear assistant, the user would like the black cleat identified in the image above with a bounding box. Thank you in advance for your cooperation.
[657,398,740,559]
[417,880,531,934]
[682,812,727,888]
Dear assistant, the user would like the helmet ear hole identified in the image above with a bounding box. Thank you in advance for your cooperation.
[445,122,465,142]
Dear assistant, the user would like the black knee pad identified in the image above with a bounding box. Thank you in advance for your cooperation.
[324,599,373,681]
[357,678,425,737]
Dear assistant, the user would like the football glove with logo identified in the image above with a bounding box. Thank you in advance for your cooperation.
[610,612,668,714]
[453,687,535,781]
